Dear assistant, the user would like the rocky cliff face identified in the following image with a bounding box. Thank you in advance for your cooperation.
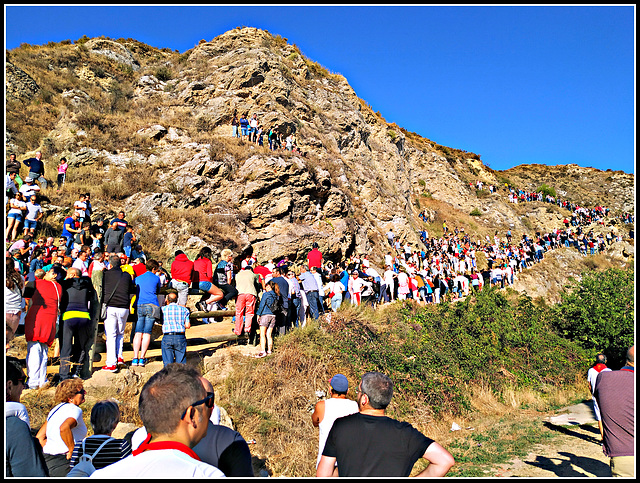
[5,28,634,272]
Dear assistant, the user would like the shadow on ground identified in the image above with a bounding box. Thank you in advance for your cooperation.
[542,422,602,445]
[525,451,610,477]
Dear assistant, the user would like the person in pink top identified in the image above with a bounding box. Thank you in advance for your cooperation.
[57,157,68,192]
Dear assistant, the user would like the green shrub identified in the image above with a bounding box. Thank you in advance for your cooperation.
[470,208,482,216]
[551,267,634,368]
[537,183,557,198]
[155,65,173,82]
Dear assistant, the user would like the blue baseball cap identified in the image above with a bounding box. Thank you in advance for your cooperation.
[330,374,349,393]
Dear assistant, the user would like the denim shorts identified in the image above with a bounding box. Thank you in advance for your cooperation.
[7,212,22,220]
[241,127,248,136]
[136,304,159,334]
[24,219,38,229]
[199,281,213,291]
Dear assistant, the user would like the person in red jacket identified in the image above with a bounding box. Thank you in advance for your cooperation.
[24,269,62,389]
[170,250,194,307]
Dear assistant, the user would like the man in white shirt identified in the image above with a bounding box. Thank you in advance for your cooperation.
[91,364,224,478]
[312,374,359,471]
[19,177,41,199]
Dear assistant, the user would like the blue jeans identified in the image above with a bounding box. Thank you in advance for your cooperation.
[290,297,301,328]
[136,304,158,334]
[305,291,320,320]
[331,295,342,312]
[161,333,187,365]
[65,235,75,255]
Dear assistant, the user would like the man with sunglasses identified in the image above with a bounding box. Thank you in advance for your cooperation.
[91,364,224,477]
[317,371,455,477]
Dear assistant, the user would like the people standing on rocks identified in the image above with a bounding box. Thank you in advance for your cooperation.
[23,194,44,238]
[255,280,279,357]
[6,191,27,242]
[231,110,239,138]
[160,292,191,366]
[24,268,62,388]
[23,151,48,189]
[593,345,635,478]
[239,113,249,141]
[58,267,97,381]
[56,157,68,191]
[249,113,259,143]
[233,264,260,336]
[316,371,455,477]
[132,259,163,367]
[101,255,135,373]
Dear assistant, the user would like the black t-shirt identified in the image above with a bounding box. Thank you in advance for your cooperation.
[322,413,433,477]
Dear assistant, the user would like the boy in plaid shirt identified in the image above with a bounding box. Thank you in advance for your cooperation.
[161,292,191,365]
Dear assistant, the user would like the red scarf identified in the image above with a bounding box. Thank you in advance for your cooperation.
[132,434,201,461]
[592,363,608,373]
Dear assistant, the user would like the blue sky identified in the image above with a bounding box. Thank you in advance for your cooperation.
[5,5,635,174]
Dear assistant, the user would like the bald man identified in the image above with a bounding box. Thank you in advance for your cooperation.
[594,346,635,477]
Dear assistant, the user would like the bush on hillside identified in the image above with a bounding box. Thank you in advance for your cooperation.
[550,267,634,368]
[537,183,557,198]
[324,289,588,416]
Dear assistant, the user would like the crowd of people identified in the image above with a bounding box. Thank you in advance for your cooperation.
[230,110,304,154]
[5,148,636,477]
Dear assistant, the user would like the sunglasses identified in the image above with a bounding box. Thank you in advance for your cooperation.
[76,389,86,396]
[181,392,214,419]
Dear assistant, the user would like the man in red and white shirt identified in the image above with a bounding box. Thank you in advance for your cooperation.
[91,364,224,478]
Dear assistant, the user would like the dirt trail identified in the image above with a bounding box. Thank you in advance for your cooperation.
[493,402,611,477]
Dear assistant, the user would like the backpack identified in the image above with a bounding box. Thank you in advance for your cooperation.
[268,292,283,315]
[66,437,114,477]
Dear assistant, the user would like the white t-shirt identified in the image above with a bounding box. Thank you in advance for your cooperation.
[43,402,87,455]
[5,401,30,426]
[90,448,225,478]
[8,199,26,215]
[25,201,43,221]
[19,183,40,198]
[316,398,359,467]
[383,269,395,286]
[587,366,612,393]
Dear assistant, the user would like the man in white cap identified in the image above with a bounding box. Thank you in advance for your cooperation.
[311,374,359,472]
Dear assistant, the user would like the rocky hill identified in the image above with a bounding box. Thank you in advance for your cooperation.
[5,27,634,275]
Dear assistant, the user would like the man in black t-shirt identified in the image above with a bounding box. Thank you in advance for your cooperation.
[317,371,455,477]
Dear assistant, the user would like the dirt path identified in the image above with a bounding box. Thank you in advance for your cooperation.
[493,402,611,477]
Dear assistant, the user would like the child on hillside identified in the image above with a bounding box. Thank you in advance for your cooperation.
[57,157,68,191]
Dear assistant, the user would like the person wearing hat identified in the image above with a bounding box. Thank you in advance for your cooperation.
[317,371,455,477]
[311,374,359,471]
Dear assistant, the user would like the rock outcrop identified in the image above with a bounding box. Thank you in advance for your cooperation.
[5,28,634,279]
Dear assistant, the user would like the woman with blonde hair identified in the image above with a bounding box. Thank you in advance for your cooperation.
[37,378,88,476]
